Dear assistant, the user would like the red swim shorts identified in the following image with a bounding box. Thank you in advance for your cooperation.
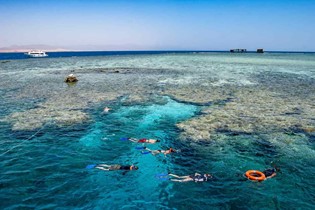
[138,138,147,143]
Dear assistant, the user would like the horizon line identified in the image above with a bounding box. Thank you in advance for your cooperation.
[0,49,315,53]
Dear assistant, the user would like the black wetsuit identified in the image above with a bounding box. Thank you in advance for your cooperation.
[119,165,132,170]
[263,168,276,177]
[108,165,132,170]
[190,174,208,182]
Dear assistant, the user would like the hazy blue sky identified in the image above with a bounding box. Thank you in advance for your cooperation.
[1,0,314,51]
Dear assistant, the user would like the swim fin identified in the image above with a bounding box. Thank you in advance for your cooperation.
[155,173,170,181]
[120,137,129,141]
[86,164,97,169]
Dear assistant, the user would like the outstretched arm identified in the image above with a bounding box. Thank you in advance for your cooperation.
[128,138,138,142]
[95,166,110,171]
[268,173,277,179]
[171,179,185,182]
[151,150,161,155]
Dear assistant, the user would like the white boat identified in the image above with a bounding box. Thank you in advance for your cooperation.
[25,50,48,58]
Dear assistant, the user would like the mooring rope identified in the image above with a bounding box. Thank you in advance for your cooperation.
[0,120,52,157]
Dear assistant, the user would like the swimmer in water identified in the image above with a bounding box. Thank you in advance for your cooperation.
[143,148,176,156]
[243,165,280,181]
[169,173,212,182]
[262,165,280,179]
[95,164,138,171]
[127,138,160,144]
[103,107,111,112]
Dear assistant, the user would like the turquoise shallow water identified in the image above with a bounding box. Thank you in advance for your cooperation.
[0,52,315,209]
[0,97,199,209]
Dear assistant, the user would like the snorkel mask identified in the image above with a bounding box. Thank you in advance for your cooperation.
[131,165,138,170]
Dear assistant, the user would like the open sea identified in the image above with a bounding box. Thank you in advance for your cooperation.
[0,51,314,209]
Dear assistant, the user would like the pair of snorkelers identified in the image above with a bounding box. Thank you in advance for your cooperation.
[127,137,160,144]
[91,165,212,183]
[126,138,178,156]
[90,164,278,183]
[125,137,176,156]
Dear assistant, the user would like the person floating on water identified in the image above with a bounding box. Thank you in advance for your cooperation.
[143,148,176,156]
[127,138,160,144]
[95,164,138,171]
[245,165,280,181]
[262,165,280,179]
[103,107,111,112]
[169,173,212,182]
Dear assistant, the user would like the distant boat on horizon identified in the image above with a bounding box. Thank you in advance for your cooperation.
[24,50,48,58]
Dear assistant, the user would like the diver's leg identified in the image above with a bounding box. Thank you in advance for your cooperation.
[97,164,110,167]
[182,178,193,182]
[151,151,160,155]
[171,179,188,182]
[95,166,109,171]
[169,174,184,178]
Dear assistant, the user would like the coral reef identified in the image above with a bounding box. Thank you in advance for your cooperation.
[4,89,119,130]
[1,54,315,139]
[176,85,315,141]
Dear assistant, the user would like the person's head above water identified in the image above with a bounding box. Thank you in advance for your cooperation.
[130,165,139,170]
[273,164,280,172]
[161,148,176,156]
[156,140,160,142]
[204,174,212,178]
[169,148,176,152]
[103,107,111,112]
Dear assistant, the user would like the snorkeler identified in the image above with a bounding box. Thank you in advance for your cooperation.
[95,164,138,171]
[103,107,111,112]
[245,165,280,181]
[169,173,212,182]
[143,148,176,156]
[262,166,280,179]
[127,138,160,144]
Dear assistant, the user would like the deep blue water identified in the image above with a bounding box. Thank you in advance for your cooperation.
[0,51,217,60]
[1,50,314,61]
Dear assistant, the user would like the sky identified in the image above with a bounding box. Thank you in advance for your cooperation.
[0,0,315,51]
